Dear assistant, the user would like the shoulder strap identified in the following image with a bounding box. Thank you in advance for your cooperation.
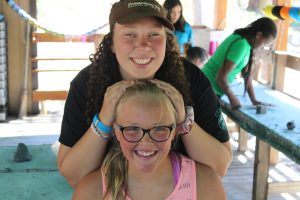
[170,152,181,187]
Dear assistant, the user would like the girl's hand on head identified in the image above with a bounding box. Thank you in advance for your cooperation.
[99,80,135,126]
[151,79,186,124]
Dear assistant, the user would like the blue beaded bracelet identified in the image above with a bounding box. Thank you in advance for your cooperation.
[92,113,113,134]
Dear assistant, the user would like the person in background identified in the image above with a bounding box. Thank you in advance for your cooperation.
[201,17,277,109]
[186,46,209,69]
[72,80,226,200]
[57,0,232,188]
[163,0,193,54]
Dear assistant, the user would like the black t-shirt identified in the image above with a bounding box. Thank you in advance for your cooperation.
[59,59,229,148]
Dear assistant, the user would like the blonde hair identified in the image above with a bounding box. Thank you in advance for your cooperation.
[102,80,177,200]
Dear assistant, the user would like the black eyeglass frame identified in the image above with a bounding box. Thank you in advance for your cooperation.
[115,123,176,143]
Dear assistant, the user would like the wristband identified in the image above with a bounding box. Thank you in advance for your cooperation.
[176,106,194,135]
[92,113,113,134]
[90,123,111,140]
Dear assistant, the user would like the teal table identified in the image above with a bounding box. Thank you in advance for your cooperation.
[220,80,300,200]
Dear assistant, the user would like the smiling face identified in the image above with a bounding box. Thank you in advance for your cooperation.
[111,17,167,80]
[114,93,176,173]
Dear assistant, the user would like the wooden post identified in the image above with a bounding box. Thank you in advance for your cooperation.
[270,147,279,164]
[238,128,248,152]
[214,0,227,30]
[2,0,30,114]
[252,139,270,200]
[274,20,290,51]
[273,0,291,51]
[272,0,291,91]
[273,53,286,92]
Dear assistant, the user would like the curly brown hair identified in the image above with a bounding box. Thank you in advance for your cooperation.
[85,28,191,125]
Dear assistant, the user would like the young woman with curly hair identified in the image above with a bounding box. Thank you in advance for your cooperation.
[57,0,232,188]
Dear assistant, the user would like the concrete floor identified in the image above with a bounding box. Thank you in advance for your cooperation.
[0,103,73,200]
[0,144,73,200]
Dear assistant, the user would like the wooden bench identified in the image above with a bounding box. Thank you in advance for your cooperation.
[32,90,68,101]
[31,32,104,102]
[220,79,300,200]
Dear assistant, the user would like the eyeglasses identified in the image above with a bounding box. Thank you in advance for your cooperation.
[114,123,176,143]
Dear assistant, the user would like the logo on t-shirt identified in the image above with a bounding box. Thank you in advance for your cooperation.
[215,108,227,131]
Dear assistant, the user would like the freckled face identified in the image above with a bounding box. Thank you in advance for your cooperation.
[114,95,176,173]
[111,17,167,80]
[169,5,182,24]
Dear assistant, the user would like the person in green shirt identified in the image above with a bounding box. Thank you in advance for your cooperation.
[202,17,277,109]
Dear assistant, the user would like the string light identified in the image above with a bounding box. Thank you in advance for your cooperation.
[5,0,108,37]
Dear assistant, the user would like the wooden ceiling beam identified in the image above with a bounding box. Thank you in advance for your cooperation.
[214,0,227,30]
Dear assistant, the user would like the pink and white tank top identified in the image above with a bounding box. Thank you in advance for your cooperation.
[101,153,197,200]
